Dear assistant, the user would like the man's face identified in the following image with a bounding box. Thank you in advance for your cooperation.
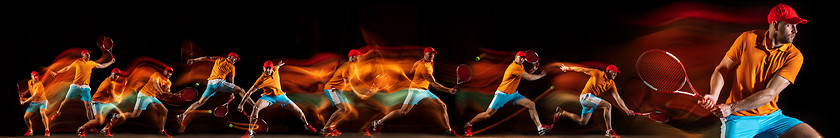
[514,56,525,64]
[31,75,39,81]
[350,55,360,62]
[607,71,618,80]
[774,21,798,44]
[263,67,273,75]
[111,73,121,80]
[164,70,173,78]
[424,52,435,61]
[228,56,238,63]
[82,53,91,60]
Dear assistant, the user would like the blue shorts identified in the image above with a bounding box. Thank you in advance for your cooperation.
[201,79,235,98]
[488,90,526,109]
[579,93,603,115]
[91,102,117,116]
[135,93,162,110]
[722,109,803,138]
[324,89,350,106]
[25,101,48,113]
[403,88,439,105]
[66,84,92,102]
[258,94,295,107]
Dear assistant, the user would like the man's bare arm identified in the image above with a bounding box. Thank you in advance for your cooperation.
[95,58,115,69]
[729,75,790,112]
[700,57,737,109]
[520,70,547,81]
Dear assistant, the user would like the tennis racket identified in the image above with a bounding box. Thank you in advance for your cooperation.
[524,50,541,74]
[17,84,25,101]
[634,111,669,123]
[176,87,197,102]
[213,96,235,117]
[636,49,702,97]
[637,50,716,114]
[100,36,114,58]
[454,64,472,90]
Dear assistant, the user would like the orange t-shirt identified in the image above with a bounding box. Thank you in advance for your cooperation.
[91,76,125,103]
[28,80,46,102]
[725,30,804,116]
[207,57,236,81]
[71,59,98,85]
[252,68,284,96]
[409,60,434,90]
[580,69,617,97]
[496,61,526,94]
[324,62,352,91]
[140,73,171,97]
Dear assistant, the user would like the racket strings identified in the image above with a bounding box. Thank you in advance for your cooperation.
[637,51,687,92]
[456,65,472,83]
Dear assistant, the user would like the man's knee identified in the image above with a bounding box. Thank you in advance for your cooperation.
[526,102,536,109]
[578,119,590,125]
[599,102,612,110]
[482,110,496,117]
[159,106,168,113]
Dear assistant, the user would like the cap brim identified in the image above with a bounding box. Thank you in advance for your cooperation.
[784,17,807,24]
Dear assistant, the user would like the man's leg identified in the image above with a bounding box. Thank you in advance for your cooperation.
[78,115,105,133]
[434,99,452,130]
[466,109,497,126]
[325,103,350,128]
[23,112,34,133]
[180,96,211,122]
[281,100,316,133]
[84,101,94,120]
[514,98,541,128]
[373,104,414,132]
[39,109,50,132]
[556,108,593,126]
[154,104,168,131]
[780,123,822,138]
[245,100,269,137]
[597,100,613,131]
[378,102,415,123]
[232,85,255,106]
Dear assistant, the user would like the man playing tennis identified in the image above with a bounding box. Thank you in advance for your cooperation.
[50,50,116,121]
[554,64,635,138]
[369,47,458,136]
[240,60,317,138]
[463,51,551,136]
[22,71,50,136]
[319,49,361,136]
[179,52,251,125]
[698,3,821,138]
[123,67,174,137]
[77,68,128,137]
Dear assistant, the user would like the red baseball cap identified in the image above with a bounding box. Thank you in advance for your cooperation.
[263,60,274,68]
[768,4,807,25]
[606,64,621,74]
[164,67,174,72]
[424,47,437,54]
[516,51,526,57]
[111,68,122,74]
[348,49,363,57]
[31,71,39,77]
[228,52,240,60]
[81,50,91,55]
